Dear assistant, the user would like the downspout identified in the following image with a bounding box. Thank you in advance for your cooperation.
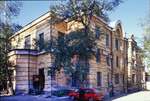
[110,30,114,96]
[28,49,30,93]
[50,13,53,93]
[126,41,129,93]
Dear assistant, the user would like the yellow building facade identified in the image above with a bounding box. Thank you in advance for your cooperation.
[8,11,145,97]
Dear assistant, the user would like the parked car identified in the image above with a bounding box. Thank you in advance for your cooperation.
[68,88,104,101]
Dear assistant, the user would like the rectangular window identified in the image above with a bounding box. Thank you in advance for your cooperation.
[96,49,101,63]
[71,73,76,87]
[115,73,120,84]
[39,33,44,52]
[97,72,102,86]
[25,35,30,49]
[132,74,135,83]
[132,60,135,69]
[116,56,119,67]
[116,39,119,50]
[108,73,110,85]
[58,31,65,49]
[136,51,138,59]
[106,55,110,66]
[123,74,125,84]
[106,34,109,46]
[124,44,125,53]
[137,75,138,83]
[132,46,135,56]
[124,59,126,69]
[95,25,100,40]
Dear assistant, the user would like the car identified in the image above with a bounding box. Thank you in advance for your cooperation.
[68,88,104,101]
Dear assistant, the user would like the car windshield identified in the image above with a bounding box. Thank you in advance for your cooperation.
[94,89,101,94]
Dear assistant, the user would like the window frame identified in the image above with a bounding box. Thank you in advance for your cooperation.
[116,39,119,51]
[39,33,44,52]
[116,56,119,67]
[24,35,30,49]
[97,72,102,86]
[96,49,101,63]
[95,25,100,40]
[115,73,120,84]
[106,34,109,47]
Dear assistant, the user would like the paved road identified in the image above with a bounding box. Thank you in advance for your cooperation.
[105,91,150,101]
[1,91,150,101]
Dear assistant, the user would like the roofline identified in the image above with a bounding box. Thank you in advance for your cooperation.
[10,11,51,39]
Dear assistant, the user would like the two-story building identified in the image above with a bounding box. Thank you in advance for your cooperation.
[7,11,145,97]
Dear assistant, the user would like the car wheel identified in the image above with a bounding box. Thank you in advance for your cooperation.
[88,97,94,101]
[70,95,75,100]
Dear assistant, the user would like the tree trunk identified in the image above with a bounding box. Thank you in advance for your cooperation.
[5,42,15,95]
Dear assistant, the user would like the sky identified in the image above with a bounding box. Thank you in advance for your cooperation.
[11,0,148,47]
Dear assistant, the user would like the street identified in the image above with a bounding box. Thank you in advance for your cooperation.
[1,91,150,101]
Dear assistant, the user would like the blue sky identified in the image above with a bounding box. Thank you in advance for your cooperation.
[12,0,148,46]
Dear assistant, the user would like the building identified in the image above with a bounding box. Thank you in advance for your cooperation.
[7,11,145,97]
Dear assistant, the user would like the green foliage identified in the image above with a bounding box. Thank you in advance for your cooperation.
[0,21,20,94]
[140,15,150,69]
[35,0,123,86]
[0,1,22,20]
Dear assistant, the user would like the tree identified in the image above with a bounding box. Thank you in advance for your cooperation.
[0,1,22,94]
[36,0,123,87]
[0,1,22,23]
[140,14,150,71]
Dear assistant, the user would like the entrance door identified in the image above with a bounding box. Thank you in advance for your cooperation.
[39,68,45,91]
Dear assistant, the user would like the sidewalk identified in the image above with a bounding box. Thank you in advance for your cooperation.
[104,93,128,101]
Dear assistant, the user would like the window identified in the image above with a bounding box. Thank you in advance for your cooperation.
[24,35,30,49]
[124,59,126,69]
[115,73,120,84]
[96,49,101,63]
[106,55,110,66]
[97,72,102,86]
[71,73,77,87]
[116,56,119,67]
[132,74,135,83]
[132,60,135,69]
[132,46,135,56]
[136,51,138,59]
[137,75,138,83]
[95,25,100,40]
[108,73,110,85]
[85,89,93,94]
[124,44,125,53]
[39,33,44,52]
[106,34,109,46]
[123,74,125,84]
[116,39,119,50]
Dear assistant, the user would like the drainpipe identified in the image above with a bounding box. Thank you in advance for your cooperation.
[110,30,114,97]
[50,13,53,94]
[126,42,129,93]
[28,49,30,93]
